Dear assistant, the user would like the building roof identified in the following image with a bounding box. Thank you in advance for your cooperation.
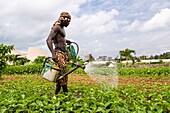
[11,47,50,61]
[27,47,50,61]
[11,49,27,57]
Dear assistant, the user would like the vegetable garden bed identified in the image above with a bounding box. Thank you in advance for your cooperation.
[0,74,169,112]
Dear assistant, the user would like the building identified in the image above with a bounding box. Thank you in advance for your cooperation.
[11,49,27,58]
[27,47,50,61]
[96,56,113,61]
[11,47,50,61]
[84,53,95,61]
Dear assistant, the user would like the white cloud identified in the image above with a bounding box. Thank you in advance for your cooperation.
[123,8,170,32]
[0,0,88,49]
[1,0,170,58]
[69,9,119,37]
[142,8,170,31]
[116,37,128,44]
[150,2,170,11]
[123,20,141,32]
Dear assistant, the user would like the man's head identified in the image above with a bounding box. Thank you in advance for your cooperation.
[56,12,71,27]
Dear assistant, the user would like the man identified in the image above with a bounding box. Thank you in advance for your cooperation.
[46,12,72,94]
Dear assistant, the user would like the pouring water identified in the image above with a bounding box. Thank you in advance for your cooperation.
[84,61,118,88]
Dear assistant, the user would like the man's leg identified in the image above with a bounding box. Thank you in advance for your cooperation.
[62,85,68,93]
[55,83,61,95]
[55,50,68,94]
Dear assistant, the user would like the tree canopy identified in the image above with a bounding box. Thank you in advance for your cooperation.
[0,44,14,77]
[119,48,136,65]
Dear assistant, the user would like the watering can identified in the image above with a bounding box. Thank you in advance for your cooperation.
[41,42,85,82]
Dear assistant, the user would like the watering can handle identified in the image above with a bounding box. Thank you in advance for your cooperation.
[72,42,79,56]
[68,42,79,57]
[43,57,53,68]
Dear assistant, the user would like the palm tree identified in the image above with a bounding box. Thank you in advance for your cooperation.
[119,48,136,65]
[8,54,30,65]
[7,54,20,65]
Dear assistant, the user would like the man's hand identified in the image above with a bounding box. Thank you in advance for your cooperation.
[66,40,72,45]
[52,52,57,62]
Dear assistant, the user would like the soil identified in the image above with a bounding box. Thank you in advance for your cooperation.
[1,74,170,86]
[118,76,170,85]
[69,74,170,86]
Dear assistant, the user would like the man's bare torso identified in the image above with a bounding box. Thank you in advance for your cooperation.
[52,25,67,52]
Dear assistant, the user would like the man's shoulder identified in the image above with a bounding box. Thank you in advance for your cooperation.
[52,24,61,32]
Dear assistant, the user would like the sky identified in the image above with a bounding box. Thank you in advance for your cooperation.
[1,0,170,59]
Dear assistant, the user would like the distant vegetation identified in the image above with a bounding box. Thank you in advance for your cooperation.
[139,52,170,59]
[114,48,170,67]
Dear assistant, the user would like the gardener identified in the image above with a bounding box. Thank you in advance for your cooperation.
[46,12,72,95]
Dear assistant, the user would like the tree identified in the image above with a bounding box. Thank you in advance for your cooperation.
[15,57,30,65]
[34,56,46,64]
[119,48,136,65]
[7,54,30,65]
[154,55,159,59]
[7,54,19,65]
[161,52,170,59]
[0,44,14,77]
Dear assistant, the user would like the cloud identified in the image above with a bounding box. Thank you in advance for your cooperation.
[1,0,170,58]
[68,9,119,37]
[66,9,119,57]
[123,8,170,32]
[149,1,170,11]
[142,8,170,31]
[123,20,141,32]
[0,0,88,50]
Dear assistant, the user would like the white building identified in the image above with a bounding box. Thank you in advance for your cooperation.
[11,49,27,58]
[11,47,50,61]
[27,47,50,61]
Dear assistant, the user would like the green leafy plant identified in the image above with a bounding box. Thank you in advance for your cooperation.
[0,44,14,77]
[34,56,46,64]
[3,64,42,75]
[118,66,170,76]
[0,74,169,112]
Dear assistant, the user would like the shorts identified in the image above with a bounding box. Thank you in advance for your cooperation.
[55,50,68,85]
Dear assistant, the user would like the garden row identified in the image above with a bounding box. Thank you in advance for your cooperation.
[2,64,86,75]
[118,66,170,76]
[3,64,170,76]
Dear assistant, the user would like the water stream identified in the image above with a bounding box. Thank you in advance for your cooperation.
[84,61,118,88]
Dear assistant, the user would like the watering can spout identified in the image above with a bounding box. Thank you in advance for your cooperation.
[57,62,85,81]
[74,62,85,69]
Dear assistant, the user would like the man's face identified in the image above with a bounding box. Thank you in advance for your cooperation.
[62,16,71,27]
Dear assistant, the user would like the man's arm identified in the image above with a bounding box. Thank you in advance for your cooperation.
[46,26,60,59]
[46,30,55,54]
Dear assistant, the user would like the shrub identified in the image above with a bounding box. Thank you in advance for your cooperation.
[3,63,86,75]
[3,64,43,75]
[118,67,170,76]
